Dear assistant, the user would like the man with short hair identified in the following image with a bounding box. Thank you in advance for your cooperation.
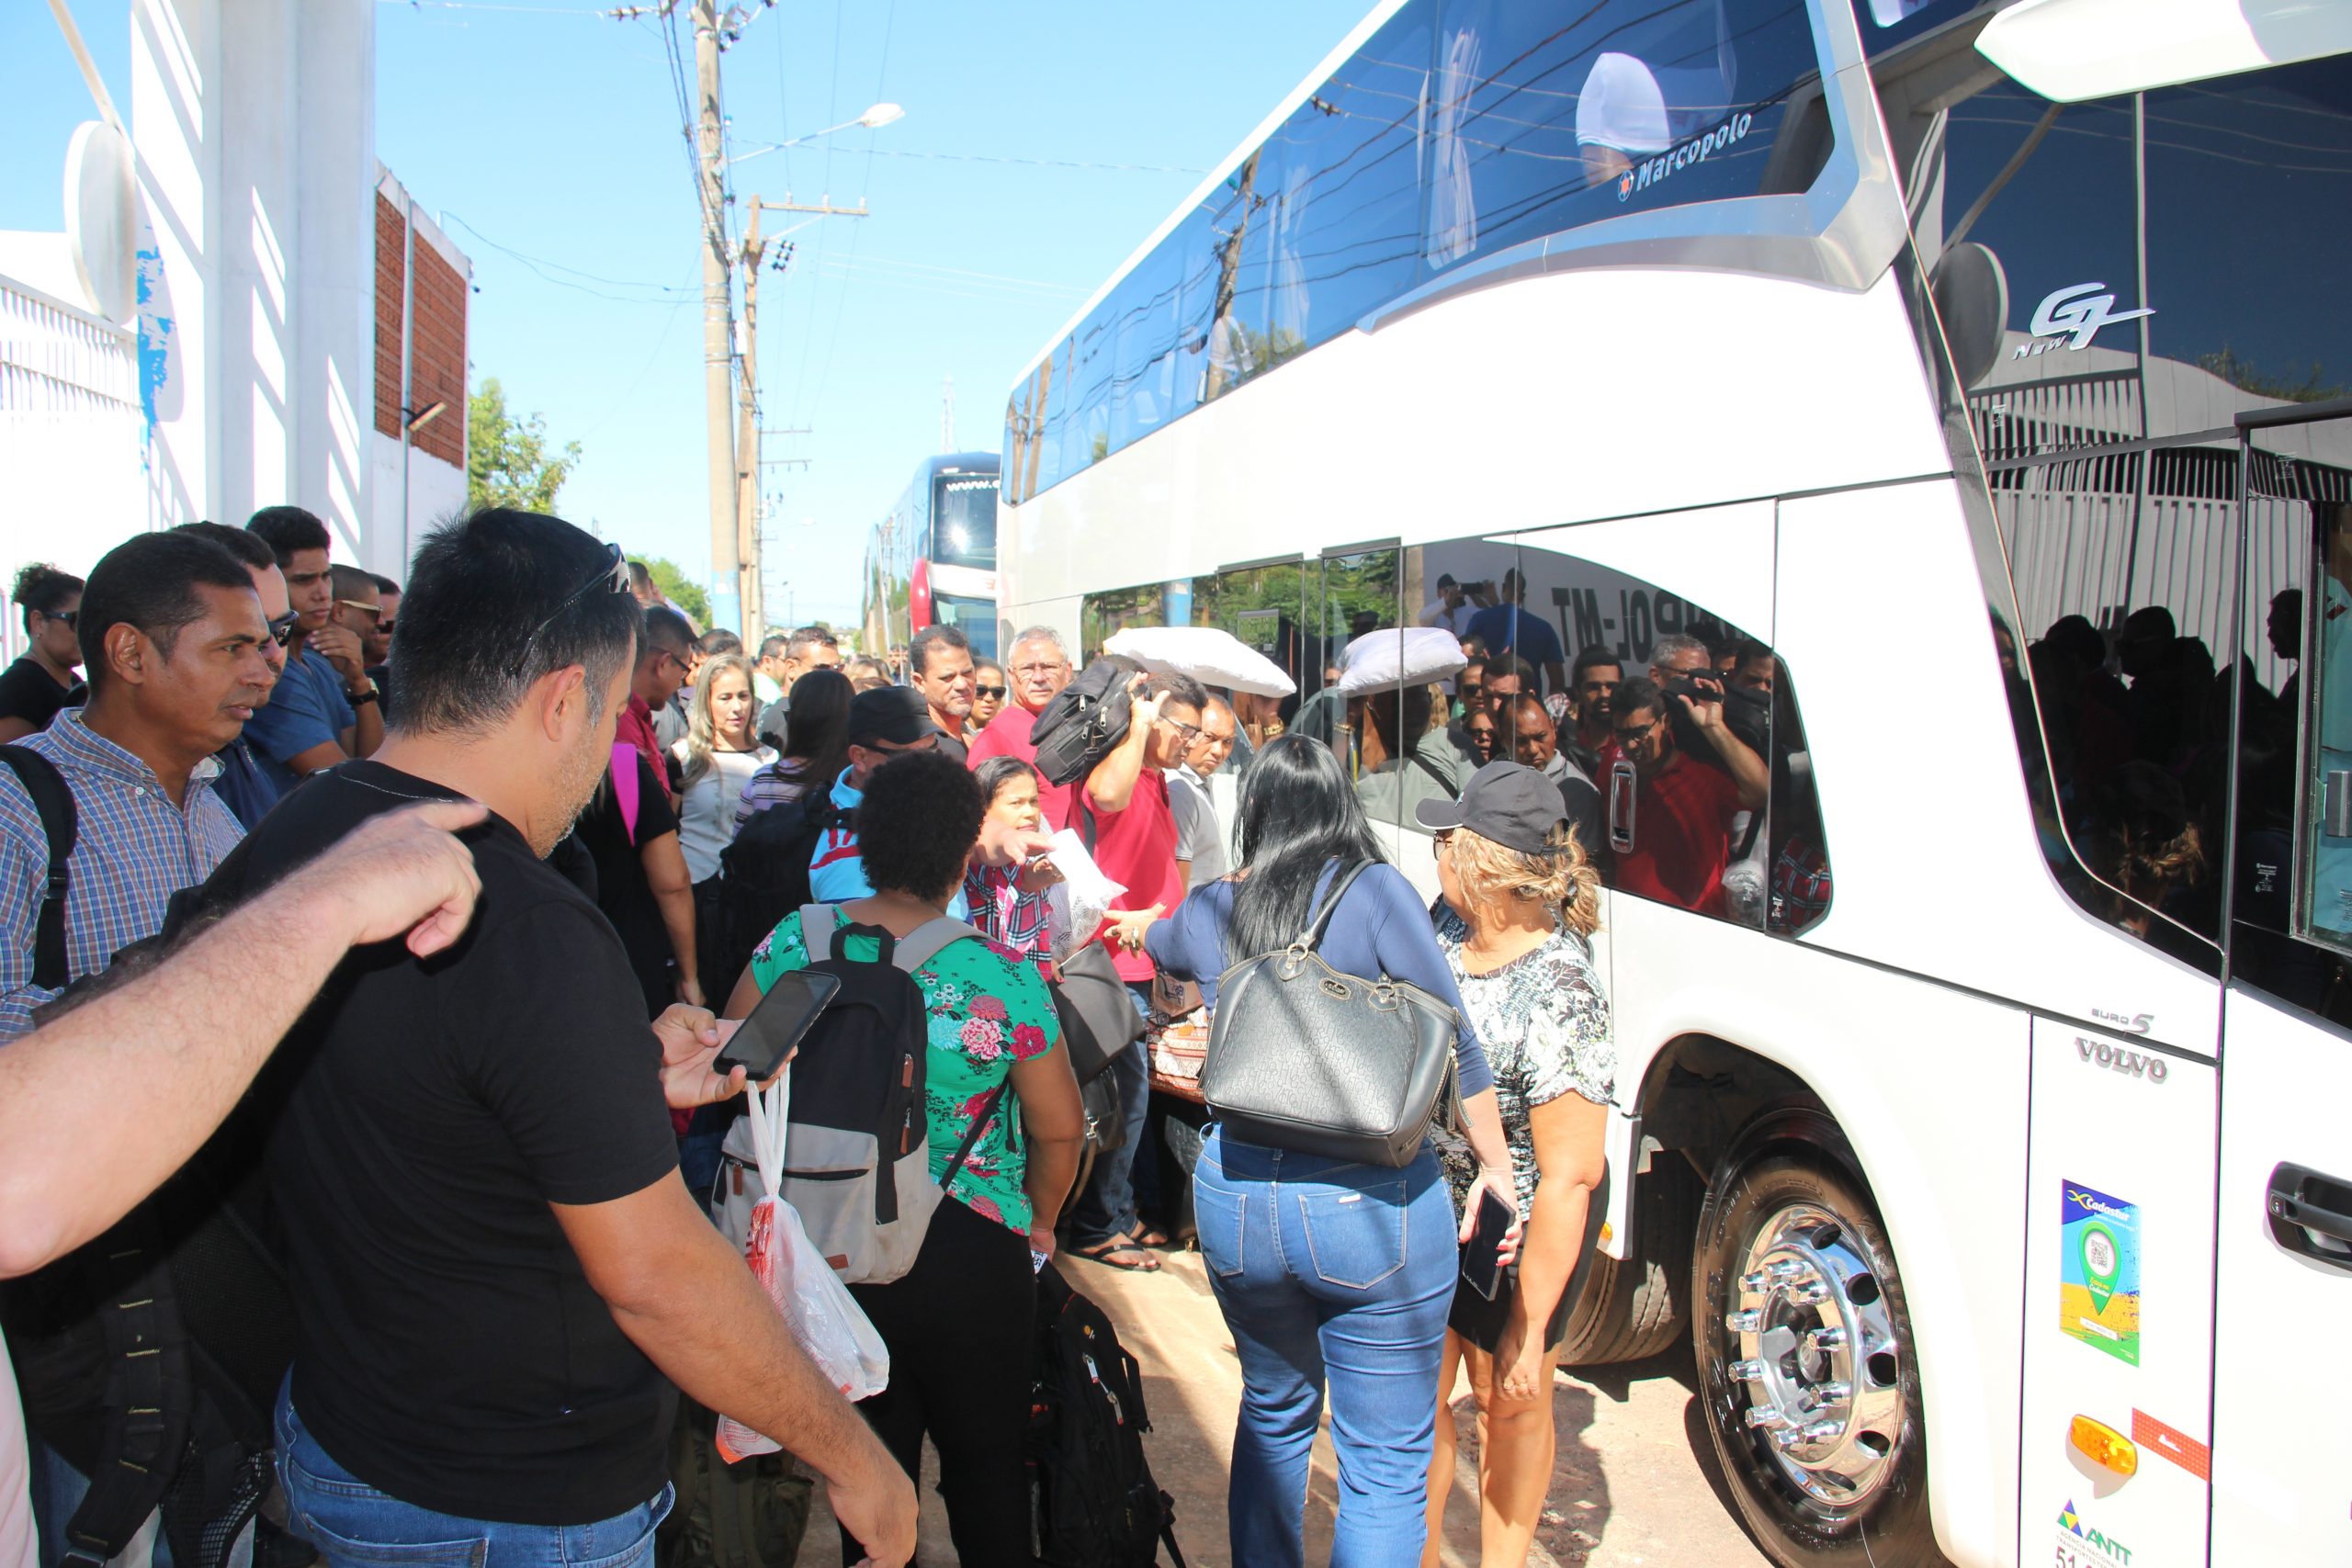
[1483,654,1537,716]
[1566,644,1623,774]
[967,626,1077,828]
[753,626,842,754]
[1648,631,1712,686]
[1506,693,1603,860]
[1168,694,1238,889]
[243,506,382,790]
[328,564,383,661]
[808,686,960,911]
[1069,670,1205,1272]
[1606,674,1767,914]
[907,624,977,765]
[173,522,294,826]
[753,633,792,706]
[622,605,694,795]
[1464,569,1566,695]
[1419,574,1484,638]
[208,508,918,1568]
[365,574,401,719]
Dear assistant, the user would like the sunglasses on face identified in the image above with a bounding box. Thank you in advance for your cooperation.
[1614,716,1663,743]
[44,610,77,630]
[973,684,1007,700]
[266,611,301,647]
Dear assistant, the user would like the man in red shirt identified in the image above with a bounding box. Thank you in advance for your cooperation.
[966,626,1076,827]
[617,605,693,802]
[1606,674,1766,915]
[1066,668,1206,1271]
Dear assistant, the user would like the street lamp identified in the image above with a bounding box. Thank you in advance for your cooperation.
[729,103,903,165]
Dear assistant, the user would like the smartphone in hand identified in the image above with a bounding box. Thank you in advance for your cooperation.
[715,969,841,1084]
[1460,1187,1515,1302]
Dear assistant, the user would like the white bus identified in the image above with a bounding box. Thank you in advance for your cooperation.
[995,2,2352,1563]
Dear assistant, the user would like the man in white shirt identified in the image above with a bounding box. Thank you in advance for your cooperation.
[1419,574,1486,639]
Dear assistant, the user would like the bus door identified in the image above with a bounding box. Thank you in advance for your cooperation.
[2211,408,2352,1561]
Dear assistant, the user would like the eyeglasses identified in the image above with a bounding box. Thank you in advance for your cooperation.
[335,599,383,624]
[266,611,300,648]
[1613,716,1663,743]
[973,684,1007,700]
[520,542,630,657]
[1161,716,1204,747]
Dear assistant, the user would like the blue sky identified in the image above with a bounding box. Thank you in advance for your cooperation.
[3,0,1367,626]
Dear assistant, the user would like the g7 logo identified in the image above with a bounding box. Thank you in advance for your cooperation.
[2017,283,2154,358]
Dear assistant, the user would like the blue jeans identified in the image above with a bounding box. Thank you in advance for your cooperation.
[273,1384,673,1568]
[1068,985,1155,1247]
[1193,1130,1455,1568]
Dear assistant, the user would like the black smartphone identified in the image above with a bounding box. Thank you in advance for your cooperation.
[1461,1188,1515,1302]
[716,969,842,1084]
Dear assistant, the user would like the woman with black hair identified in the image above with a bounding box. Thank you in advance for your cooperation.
[729,750,1084,1565]
[0,563,85,742]
[1145,733,1520,1568]
[732,666,851,825]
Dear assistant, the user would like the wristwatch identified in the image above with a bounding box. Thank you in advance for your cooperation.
[346,685,379,706]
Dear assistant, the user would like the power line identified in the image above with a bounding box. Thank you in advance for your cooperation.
[852,147,1207,175]
[439,212,696,300]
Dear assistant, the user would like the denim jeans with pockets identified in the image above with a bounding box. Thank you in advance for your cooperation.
[1193,1127,1455,1568]
[273,1382,673,1568]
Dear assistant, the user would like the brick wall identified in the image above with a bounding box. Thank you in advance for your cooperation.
[372,191,468,471]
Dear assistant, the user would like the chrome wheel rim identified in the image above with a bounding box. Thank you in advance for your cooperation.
[1721,1201,1905,1511]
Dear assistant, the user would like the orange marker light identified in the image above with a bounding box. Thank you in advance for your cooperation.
[2070,1416,2139,1480]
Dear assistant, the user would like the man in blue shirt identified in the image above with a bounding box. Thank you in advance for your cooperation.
[1464,569,1567,697]
[242,507,382,798]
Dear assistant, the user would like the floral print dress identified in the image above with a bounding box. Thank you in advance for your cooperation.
[1429,904,1615,1218]
[750,911,1061,1233]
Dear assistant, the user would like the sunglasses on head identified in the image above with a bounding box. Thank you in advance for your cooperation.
[521,542,631,654]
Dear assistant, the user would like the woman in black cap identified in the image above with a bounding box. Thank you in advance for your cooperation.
[1414,761,1613,1567]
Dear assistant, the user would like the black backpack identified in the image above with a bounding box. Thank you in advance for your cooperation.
[1028,1263,1184,1568]
[1028,656,1140,787]
[706,788,838,1004]
[0,746,304,1568]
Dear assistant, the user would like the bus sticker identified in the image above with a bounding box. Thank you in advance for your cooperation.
[2061,1181,2143,1366]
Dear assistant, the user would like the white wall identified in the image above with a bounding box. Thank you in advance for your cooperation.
[369,432,468,577]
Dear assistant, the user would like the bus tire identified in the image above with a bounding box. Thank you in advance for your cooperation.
[1558,1153,1699,1367]
[1691,1107,1946,1567]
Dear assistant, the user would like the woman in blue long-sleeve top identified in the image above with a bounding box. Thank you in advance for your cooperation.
[1147,734,1520,1568]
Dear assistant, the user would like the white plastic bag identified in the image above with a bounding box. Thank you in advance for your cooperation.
[716,1070,891,1462]
[1103,625,1297,696]
[1044,828,1125,964]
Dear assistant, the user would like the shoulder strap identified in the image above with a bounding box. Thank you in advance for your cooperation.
[1408,751,1453,793]
[798,902,843,960]
[0,744,76,990]
[940,1081,1009,1192]
[611,743,641,845]
[1299,859,1374,950]
[891,916,980,973]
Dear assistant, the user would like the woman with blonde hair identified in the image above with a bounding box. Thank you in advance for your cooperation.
[1414,761,1613,1567]
[669,652,775,885]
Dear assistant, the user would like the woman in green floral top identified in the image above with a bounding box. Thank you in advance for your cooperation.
[735,750,1082,1565]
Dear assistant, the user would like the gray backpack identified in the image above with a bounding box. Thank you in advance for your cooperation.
[715,906,1006,1283]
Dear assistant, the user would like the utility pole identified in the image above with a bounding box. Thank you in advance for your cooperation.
[692,0,741,634]
[736,195,866,641]
[736,202,765,638]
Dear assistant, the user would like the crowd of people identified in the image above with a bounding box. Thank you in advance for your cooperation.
[0,508,1650,1568]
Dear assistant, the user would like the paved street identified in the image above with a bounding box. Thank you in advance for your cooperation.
[814,1248,1770,1566]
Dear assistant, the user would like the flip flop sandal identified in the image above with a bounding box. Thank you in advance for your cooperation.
[1125,1224,1172,1248]
[1074,1240,1162,1271]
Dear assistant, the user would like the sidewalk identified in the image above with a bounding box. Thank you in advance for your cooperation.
[810,1248,1770,1566]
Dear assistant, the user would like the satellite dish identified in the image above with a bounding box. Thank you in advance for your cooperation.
[1930,240,2008,391]
[65,120,136,324]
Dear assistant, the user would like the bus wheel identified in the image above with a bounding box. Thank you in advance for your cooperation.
[1559,1152,1699,1367]
[1692,1108,1944,1566]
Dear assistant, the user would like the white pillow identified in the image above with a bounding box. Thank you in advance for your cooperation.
[1334,626,1467,696]
[1103,626,1297,696]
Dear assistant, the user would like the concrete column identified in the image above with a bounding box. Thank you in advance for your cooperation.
[294,0,377,558]
[131,0,221,526]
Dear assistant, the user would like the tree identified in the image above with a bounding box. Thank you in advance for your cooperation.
[635,556,709,626]
[468,378,582,513]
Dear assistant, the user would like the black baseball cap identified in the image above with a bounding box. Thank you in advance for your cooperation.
[1437,572,1459,588]
[1415,761,1566,853]
[847,685,944,747]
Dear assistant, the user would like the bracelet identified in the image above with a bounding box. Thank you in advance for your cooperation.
[347,686,379,706]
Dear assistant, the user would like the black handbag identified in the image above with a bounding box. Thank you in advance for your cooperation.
[1198,861,1459,1168]
[1050,940,1145,1086]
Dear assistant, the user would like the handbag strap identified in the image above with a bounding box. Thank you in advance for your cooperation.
[1296,859,1374,952]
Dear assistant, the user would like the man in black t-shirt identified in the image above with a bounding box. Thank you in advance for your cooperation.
[217,509,915,1568]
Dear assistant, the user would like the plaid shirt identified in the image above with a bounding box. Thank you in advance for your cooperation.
[962,862,1055,981]
[0,709,243,1040]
